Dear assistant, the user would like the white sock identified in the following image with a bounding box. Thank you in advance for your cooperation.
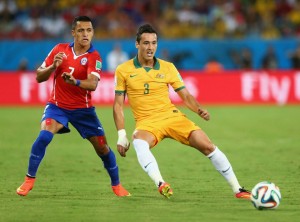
[133,139,164,187]
[207,147,241,193]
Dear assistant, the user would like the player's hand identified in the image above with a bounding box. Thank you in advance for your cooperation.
[117,129,130,157]
[62,72,76,85]
[198,108,210,121]
[52,52,66,69]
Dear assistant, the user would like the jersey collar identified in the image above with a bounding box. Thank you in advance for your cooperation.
[69,42,95,53]
[133,55,160,70]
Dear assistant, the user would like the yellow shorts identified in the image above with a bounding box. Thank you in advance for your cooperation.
[135,115,201,146]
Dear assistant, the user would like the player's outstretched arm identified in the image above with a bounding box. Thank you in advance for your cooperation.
[177,88,210,121]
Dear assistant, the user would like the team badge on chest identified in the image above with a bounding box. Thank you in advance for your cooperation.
[81,57,88,65]
[155,73,165,79]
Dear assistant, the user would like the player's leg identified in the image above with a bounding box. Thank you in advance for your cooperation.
[17,104,66,196]
[87,136,117,182]
[28,119,63,176]
[189,129,250,199]
[132,130,173,198]
[87,135,129,196]
[72,107,129,196]
[17,119,64,196]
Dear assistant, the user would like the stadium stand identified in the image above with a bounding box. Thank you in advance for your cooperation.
[1,0,300,40]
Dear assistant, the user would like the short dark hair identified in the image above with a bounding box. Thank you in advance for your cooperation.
[136,24,158,43]
[72,16,93,30]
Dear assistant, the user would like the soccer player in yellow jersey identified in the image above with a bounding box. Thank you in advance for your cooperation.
[113,24,251,199]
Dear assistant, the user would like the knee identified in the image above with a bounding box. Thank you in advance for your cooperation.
[189,130,215,155]
[205,143,216,155]
[97,136,107,147]
[133,131,156,148]
[94,136,109,154]
[194,142,215,156]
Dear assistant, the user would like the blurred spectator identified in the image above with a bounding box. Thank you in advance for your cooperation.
[261,45,278,70]
[243,4,261,38]
[158,48,192,69]
[286,0,300,36]
[230,47,253,70]
[41,3,68,39]
[288,44,300,69]
[204,57,224,74]
[0,0,17,19]
[106,42,129,73]
[172,50,192,69]
[159,48,172,62]
[17,58,28,71]
[260,13,280,39]
[176,2,200,24]
[158,3,184,38]
[0,0,17,37]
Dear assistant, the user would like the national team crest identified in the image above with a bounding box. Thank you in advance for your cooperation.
[155,73,165,79]
[81,57,87,65]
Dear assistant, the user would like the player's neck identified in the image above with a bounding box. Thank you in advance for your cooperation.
[73,44,90,56]
[138,58,154,68]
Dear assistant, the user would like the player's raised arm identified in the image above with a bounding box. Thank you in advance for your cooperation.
[36,52,65,83]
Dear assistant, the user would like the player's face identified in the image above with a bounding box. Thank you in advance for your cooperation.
[72,21,94,48]
[136,33,157,63]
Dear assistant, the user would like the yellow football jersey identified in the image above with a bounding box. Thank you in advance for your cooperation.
[115,56,186,124]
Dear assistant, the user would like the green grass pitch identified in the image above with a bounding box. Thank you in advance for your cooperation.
[0,105,299,222]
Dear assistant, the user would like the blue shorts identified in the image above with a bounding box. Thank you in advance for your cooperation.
[41,103,105,139]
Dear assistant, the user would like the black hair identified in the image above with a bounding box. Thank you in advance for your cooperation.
[136,24,158,43]
[72,16,93,30]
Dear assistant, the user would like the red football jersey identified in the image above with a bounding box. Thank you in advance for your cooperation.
[42,43,102,109]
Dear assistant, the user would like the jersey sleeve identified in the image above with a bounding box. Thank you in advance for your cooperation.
[87,52,102,79]
[169,63,185,92]
[114,66,126,93]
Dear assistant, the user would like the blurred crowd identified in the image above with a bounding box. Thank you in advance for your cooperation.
[1,0,300,40]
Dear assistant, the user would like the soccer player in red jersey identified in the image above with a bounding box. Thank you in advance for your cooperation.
[16,16,130,197]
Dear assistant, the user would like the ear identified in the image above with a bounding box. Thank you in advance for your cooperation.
[71,29,75,37]
[135,41,139,49]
